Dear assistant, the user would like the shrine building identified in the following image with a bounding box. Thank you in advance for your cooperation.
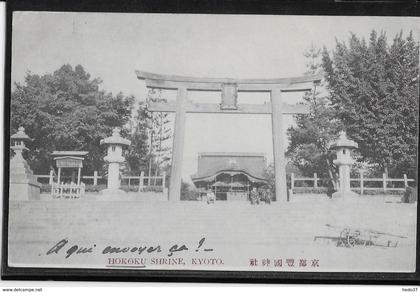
[51,151,88,185]
[191,152,268,201]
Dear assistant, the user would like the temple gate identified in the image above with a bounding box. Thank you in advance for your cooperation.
[136,71,321,202]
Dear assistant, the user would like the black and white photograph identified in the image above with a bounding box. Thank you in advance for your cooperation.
[3,6,419,282]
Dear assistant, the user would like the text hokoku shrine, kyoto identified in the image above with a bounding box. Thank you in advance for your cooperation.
[136,71,321,202]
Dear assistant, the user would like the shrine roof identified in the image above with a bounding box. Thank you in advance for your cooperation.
[51,151,88,157]
[191,152,267,182]
[53,156,85,161]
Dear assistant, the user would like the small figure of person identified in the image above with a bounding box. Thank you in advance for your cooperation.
[206,188,216,204]
[250,187,260,205]
[326,180,335,199]
[260,187,272,204]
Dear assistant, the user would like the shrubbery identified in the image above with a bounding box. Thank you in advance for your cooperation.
[40,184,51,193]
[180,181,200,201]
[181,189,200,201]
[292,187,329,194]
[353,189,405,196]
[292,187,409,197]
[120,185,164,192]
[402,186,418,203]
[141,185,164,193]
[85,184,106,192]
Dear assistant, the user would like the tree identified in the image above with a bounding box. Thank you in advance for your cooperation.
[10,64,134,174]
[125,89,172,181]
[322,30,419,177]
[125,103,152,175]
[287,44,343,184]
[147,89,172,182]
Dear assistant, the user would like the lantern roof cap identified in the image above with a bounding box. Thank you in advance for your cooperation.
[11,127,30,140]
[100,128,131,146]
[330,131,358,149]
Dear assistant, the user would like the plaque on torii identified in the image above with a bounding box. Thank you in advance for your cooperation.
[136,71,321,203]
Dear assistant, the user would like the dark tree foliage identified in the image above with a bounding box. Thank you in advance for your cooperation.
[11,64,134,174]
[125,90,172,178]
[287,45,343,181]
[322,30,419,177]
[125,102,152,175]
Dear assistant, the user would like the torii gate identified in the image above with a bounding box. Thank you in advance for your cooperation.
[136,71,321,203]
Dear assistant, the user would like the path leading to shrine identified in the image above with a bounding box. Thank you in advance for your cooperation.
[8,198,416,272]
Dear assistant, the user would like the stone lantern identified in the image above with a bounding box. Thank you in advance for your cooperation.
[330,131,359,201]
[100,128,131,196]
[9,127,40,200]
[11,126,30,161]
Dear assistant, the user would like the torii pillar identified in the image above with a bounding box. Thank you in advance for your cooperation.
[136,71,321,202]
[170,86,187,201]
[271,87,287,202]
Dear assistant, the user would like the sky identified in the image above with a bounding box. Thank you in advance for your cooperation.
[11,12,420,180]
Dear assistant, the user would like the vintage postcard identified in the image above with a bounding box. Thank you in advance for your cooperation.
[5,11,418,276]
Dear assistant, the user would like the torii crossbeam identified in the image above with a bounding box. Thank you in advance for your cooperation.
[136,71,321,203]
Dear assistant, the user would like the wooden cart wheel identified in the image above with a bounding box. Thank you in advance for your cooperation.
[339,229,350,247]
[347,235,357,247]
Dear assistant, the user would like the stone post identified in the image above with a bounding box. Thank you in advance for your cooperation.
[139,171,144,192]
[93,171,98,186]
[49,169,54,185]
[162,171,166,188]
[77,168,81,185]
[290,173,295,192]
[382,173,387,192]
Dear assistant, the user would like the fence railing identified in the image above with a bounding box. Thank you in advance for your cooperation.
[290,173,330,189]
[34,170,166,190]
[122,171,166,191]
[34,170,102,185]
[290,172,415,195]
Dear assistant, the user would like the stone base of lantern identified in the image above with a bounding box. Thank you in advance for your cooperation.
[98,188,128,201]
[9,180,41,201]
[331,190,360,202]
[9,159,41,201]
